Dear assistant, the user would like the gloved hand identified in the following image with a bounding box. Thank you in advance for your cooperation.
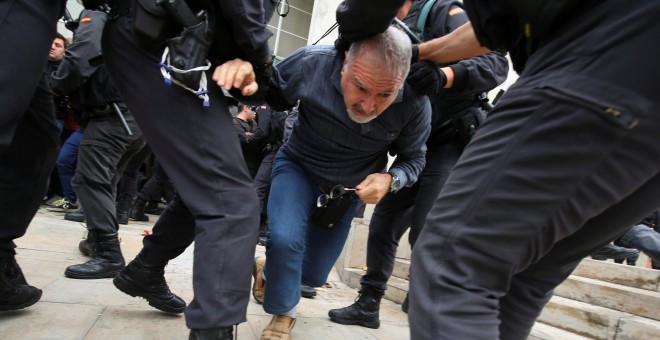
[406,61,446,97]
[81,0,105,10]
[411,44,419,62]
[334,35,351,56]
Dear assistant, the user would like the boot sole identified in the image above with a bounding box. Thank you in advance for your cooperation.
[0,290,42,311]
[329,315,380,329]
[113,275,185,314]
[64,269,121,279]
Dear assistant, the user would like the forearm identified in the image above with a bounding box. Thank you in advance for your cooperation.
[419,22,491,64]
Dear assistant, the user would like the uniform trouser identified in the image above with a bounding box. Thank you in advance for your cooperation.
[254,151,276,217]
[0,76,60,257]
[0,0,64,256]
[409,86,660,340]
[103,15,260,329]
[73,113,144,233]
[0,0,64,151]
[264,151,359,314]
[138,160,172,202]
[616,225,660,263]
[360,134,463,292]
[56,128,83,203]
[117,142,151,201]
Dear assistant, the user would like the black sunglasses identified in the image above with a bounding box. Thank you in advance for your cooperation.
[316,185,356,208]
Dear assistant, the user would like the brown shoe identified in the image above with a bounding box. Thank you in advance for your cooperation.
[261,315,296,340]
[252,256,266,304]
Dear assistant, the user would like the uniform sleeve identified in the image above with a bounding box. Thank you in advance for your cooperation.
[265,49,309,111]
[216,0,272,65]
[388,97,432,188]
[336,0,405,42]
[251,106,272,142]
[427,2,509,95]
[462,0,519,51]
[50,10,106,95]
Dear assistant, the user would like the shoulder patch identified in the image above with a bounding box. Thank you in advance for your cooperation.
[448,7,464,16]
[80,16,92,23]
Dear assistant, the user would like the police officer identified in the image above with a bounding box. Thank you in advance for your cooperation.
[50,6,145,279]
[328,0,508,328]
[408,1,660,339]
[102,0,273,338]
[0,0,66,311]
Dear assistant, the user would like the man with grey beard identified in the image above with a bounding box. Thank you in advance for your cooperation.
[251,26,431,339]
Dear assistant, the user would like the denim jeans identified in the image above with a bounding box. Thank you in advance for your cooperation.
[264,150,358,314]
[56,128,82,202]
[616,224,660,263]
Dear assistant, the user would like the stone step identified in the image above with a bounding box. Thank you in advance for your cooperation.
[538,295,660,339]
[529,322,592,340]
[573,259,660,292]
[392,257,410,281]
[554,275,660,321]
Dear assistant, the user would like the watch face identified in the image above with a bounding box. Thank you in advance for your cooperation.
[389,173,400,192]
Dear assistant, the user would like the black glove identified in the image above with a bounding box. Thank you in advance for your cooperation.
[334,35,351,56]
[406,61,446,97]
[411,44,419,62]
[81,0,105,10]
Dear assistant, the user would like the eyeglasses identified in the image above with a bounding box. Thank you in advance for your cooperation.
[317,185,356,208]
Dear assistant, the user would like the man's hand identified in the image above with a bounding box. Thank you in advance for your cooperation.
[355,173,392,204]
[212,59,258,96]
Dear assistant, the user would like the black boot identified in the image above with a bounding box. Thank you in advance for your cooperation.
[65,232,125,279]
[144,201,163,215]
[113,251,186,313]
[591,243,640,261]
[129,198,149,222]
[116,196,133,225]
[0,257,42,311]
[188,327,234,340]
[401,293,409,313]
[78,230,97,257]
[64,208,85,222]
[328,286,383,329]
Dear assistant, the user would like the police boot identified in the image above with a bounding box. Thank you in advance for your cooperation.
[113,250,186,314]
[129,198,149,222]
[64,232,125,279]
[188,326,234,340]
[0,256,42,311]
[78,229,97,257]
[64,208,85,222]
[116,196,133,225]
[144,200,163,215]
[328,285,383,329]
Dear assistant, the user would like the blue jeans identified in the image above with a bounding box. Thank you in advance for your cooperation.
[56,128,82,202]
[264,151,358,314]
[616,224,660,263]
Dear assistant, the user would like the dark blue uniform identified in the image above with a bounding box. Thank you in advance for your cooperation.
[103,0,271,330]
[0,0,66,311]
[0,0,66,257]
[409,1,660,339]
[359,0,508,298]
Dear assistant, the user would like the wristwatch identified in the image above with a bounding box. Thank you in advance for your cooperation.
[387,171,401,193]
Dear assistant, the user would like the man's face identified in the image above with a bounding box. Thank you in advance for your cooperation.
[340,50,402,124]
[49,38,65,61]
[245,107,257,122]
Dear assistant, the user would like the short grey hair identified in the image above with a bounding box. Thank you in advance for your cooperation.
[345,26,412,81]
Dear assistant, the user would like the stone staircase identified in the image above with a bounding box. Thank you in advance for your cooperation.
[335,219,660,339]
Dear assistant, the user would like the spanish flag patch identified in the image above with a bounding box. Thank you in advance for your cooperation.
[80,16,92,23]
[448,7,464,16]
